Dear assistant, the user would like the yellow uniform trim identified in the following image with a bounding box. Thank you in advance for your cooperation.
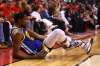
[25,31,34,40]
[42,44,50,53]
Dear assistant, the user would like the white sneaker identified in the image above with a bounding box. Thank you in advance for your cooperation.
[84,38,93,54]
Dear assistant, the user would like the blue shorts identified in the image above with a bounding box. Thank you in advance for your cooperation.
[21,37,42,54]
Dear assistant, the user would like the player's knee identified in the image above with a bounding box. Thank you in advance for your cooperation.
[54,29,65,36]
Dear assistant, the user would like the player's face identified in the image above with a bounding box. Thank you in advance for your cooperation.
[19,17,27,28]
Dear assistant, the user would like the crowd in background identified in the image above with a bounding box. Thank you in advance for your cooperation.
[0,0,99,33]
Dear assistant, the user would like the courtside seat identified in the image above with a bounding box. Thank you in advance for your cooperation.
[0,48,13,66]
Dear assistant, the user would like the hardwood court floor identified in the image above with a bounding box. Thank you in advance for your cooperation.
[8,31,100,66]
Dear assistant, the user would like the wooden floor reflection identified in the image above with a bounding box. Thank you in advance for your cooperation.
[9,33,100,66]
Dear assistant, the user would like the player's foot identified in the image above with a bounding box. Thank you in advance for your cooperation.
[82,38,93,54]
